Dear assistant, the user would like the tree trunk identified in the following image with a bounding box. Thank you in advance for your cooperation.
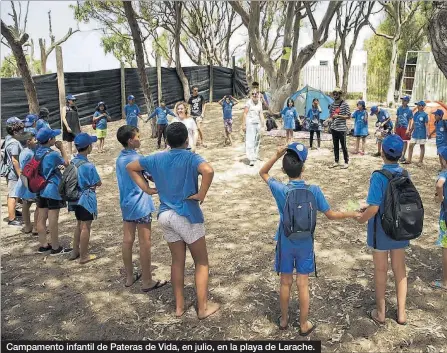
[174,2,190,101]
[428,2,447,78]
[122,1,153,113]
[39,39,47,74]
[246,42,253,85]
[334,49,341,88]
[1,20,39,113]
[386,37,399,105]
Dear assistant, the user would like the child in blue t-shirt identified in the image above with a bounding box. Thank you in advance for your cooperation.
[93,101,111,153]
[429,109,447,170]
[306,99,322,149]
[68,133,102,264]
[13,132,38,234]
[259,143,360,336]
[115,125,167,291]
[281,99,298,144]
[36,107,51,132]
[218,95,239,146]
[405,101,429,167]
[356,134,409,326]
[126,122,219,319]
[35,128,71,255]
[394,96,413,162]
[352,100,368,155]
[147,100,176,149]
[124,95,143,127]
[370,106,392,157]
[434,146,447,292]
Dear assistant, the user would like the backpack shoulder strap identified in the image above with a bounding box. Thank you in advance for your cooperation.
[373,169,393,180]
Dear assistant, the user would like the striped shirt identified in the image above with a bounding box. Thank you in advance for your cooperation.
[329,100,351,132]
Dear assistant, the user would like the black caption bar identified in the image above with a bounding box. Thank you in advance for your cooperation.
[2,341,321,353]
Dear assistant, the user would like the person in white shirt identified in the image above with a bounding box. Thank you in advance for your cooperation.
[242,90,265,166]
[172,102,198,152]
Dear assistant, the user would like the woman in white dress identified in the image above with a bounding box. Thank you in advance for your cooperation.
[172,102,198,152]
[242,90,265,166]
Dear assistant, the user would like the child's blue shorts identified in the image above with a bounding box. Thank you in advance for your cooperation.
[275,241,315,275]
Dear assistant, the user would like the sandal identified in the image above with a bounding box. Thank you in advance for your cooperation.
[299,321,317,336]
[125,272,142,287]
[142,280,169,292]
[277,316,288,330]
[430,280,447,292]
[367,309,385,326]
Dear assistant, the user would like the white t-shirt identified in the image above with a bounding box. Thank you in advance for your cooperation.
[245,99,262,125]
[172,117,197,148]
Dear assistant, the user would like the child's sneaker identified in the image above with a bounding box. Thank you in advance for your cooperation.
[50,246,73,256]
[330,162,340,168]
[341,163,349,169]
[38,244,52,253]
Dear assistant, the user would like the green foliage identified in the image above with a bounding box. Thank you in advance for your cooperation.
[364,10,429,102]
[101,33,135,67]
[1,53,47,78]
[322,40,338,49]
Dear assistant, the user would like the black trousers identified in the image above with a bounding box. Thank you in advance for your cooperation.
[332,130,349,163]
[157,124,168,146]
[310,130,321,147]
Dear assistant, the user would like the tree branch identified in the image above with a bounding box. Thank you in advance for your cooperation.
[368,20,394,40]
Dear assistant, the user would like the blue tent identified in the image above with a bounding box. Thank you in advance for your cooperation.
[285,85,334,120]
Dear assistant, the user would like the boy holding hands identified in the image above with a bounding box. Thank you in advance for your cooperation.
[259,143,360,335]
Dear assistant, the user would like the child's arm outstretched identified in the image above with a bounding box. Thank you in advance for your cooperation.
[356,205,379,224]
[436,178,445,204]
[259,146,288,183]
[146,109,157,123]
[126,161,158,195]
[187,162,214,204]
[324,210,361,221]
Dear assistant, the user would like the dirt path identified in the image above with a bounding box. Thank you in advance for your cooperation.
[1,103,446,351]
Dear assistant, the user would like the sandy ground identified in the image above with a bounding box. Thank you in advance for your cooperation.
[1,102,446,351]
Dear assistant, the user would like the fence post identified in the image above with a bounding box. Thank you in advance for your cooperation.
[121,62,126,120]
[232,56,236,97]
[209,63,214,102]
[156,53,162,104]
[363,60,368,104]
[55,46,65,131]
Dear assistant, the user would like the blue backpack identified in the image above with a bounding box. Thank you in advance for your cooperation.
[278,185,318,276]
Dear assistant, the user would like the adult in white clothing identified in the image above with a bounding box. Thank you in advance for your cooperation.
[242,91,265,166]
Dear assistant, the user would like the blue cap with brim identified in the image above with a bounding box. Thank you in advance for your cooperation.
[24,114,38,127]
[127,95,135,101]
[287,142,308,162]
[36,128,61,143]
[434,109,444,118]
[6,117,22,125]
[382,134,404,158]
[370,106,379,114]
[400,96,410,102]
[416,101,426,107]
[74,133,98,149]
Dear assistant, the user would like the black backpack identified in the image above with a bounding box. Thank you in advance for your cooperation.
[373,169,424,248]
[58,159,88,201]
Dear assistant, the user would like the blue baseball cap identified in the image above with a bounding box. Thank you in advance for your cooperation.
[66,94,77,101]
[382,134,404,158]
[400,96,410,102]
[24,114,38,127]
[6,117,22,125]
[36,128,61,143]
[127,95,135,101]
[74,133,97,149]
[416,100,426,107]
[287,142,308,162]
[438,146,447,161]
[370,106,379,114]
[357,100,366,108]
[434,109,444,118]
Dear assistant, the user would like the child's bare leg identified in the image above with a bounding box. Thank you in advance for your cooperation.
[390,249,407,324]
[32,206,39,233]
[377,140,382,155]
[279,273,293,328]
[362,137,366,153]
[188,237,219,319]
[122,222,136,286]
[418,144,425,165]
[402,141,408,159]
[70,220,81,260]
[297,274,312,332]
[407,143,415,163]
[22,201,32,233]
[79,220,93,263]
[37,207,49,247]
[48,209,60,250]
[137,222,154,289]
[228,132,232,145]
[355,137,360,153]
[167,240,187,317]
[372,251,388,323]
[7,195,17,221]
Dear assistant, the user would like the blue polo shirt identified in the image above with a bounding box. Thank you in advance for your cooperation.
[412,111,429,139]
[267,178,330,249]
[36,119,50,132]
[116,149,155,221]
[222,101,234,119]
[94,111,109,130]
[149,107,175,125]
[396,106,413,129]
[12,147,36,200]
[375,109,390,123]
[69,154,101,216]
[35,146,65,201]
[139,149,206,224]
[125,104,140,127]
[435,120,447,148]
[366,164,410,250]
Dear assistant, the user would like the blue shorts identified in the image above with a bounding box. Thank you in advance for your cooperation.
[123,214,152,224]
[275,241,315,274]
